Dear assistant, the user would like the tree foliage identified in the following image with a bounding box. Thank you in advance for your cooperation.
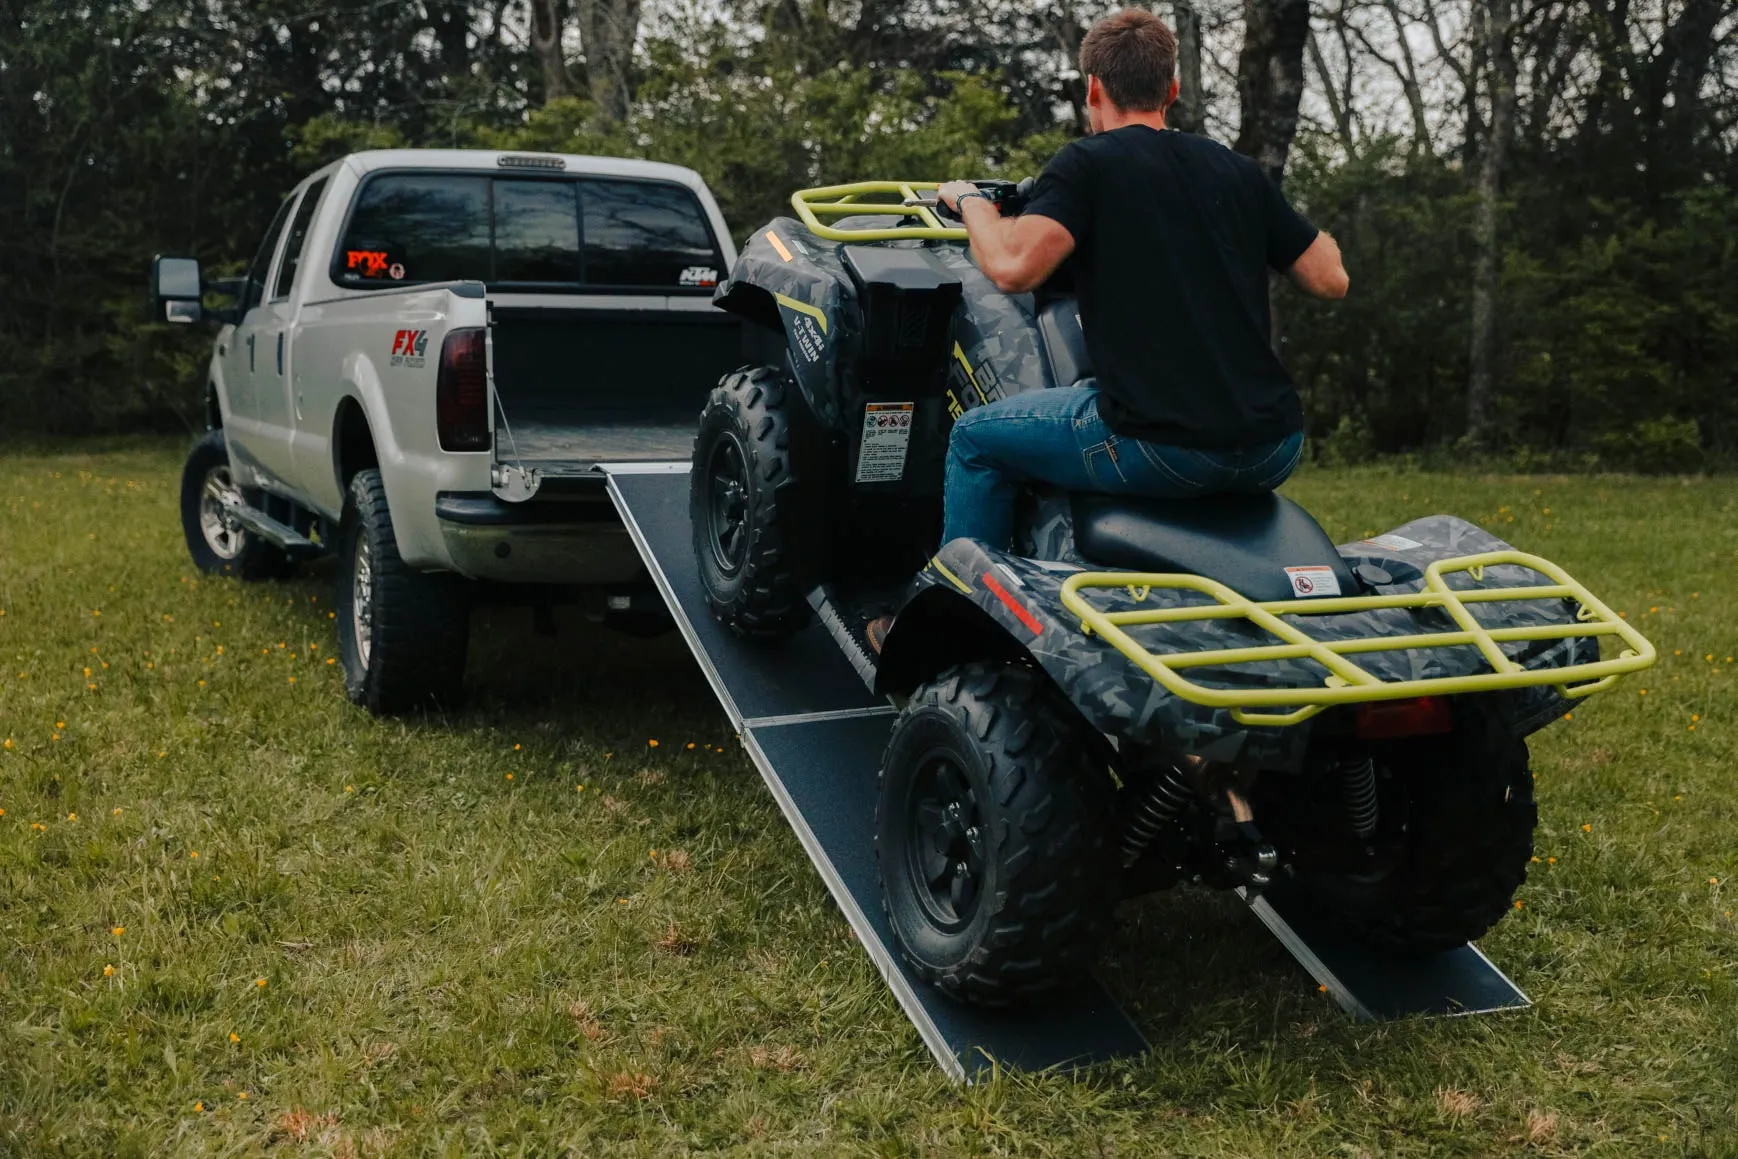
[1,0,1733,470]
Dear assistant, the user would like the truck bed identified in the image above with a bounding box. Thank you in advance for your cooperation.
[491,303,740,472]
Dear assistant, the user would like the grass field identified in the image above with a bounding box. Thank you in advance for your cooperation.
[1,440,1734,1156]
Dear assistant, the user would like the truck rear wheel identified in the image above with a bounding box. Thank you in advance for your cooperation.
[690,366,814,639]
[335,469,469,714]
[1299,707,1536,953]
[179,430,292,580]
[876,662,1119,1006]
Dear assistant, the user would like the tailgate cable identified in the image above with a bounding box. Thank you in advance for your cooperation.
[486,321,538,503]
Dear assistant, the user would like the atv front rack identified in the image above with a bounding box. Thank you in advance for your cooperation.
[1058,551,1656,726]
[791,181,970,243]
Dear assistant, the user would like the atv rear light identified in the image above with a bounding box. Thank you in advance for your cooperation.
[436,327,489,452]
[1355,696,1453,740]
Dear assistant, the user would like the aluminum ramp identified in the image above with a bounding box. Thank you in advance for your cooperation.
[601,464,1528,1080]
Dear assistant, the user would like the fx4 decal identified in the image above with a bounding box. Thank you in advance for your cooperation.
[389,329,429,369]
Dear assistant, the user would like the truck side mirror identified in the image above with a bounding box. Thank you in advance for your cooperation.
[150,255,203,324]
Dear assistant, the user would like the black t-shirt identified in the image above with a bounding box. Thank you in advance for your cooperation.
[1021,126,1317,448]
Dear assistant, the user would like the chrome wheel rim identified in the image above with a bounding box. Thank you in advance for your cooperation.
[198,466,247,561]
[352,536,374,669]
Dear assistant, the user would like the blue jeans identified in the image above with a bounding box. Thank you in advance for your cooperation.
[942,384,1305,548]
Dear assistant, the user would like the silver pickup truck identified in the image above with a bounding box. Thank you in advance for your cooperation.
[151,149,741,713]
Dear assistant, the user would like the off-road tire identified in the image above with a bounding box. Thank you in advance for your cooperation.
[876,662,1119,1006]
[690,366,814,639]
[1303,707,1536,953]
[179,430,293,580]
[335,469,469,715]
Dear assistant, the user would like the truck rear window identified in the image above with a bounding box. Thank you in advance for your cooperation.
[333,172,721,292]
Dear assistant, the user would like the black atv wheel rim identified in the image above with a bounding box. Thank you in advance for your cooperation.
[905,751,986,932]
[704,433,750,576]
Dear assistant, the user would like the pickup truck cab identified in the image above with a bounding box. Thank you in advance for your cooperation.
[153,149,741,712]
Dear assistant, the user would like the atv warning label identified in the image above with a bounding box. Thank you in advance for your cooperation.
[1362,532,1423,551]
[856,402,914,483]
[1284,565,1342,598]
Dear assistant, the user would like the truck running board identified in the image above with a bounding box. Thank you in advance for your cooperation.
[225,497,324,559]
[599,464,1529,1080]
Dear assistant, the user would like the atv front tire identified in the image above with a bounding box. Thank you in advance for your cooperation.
[690,366,814,639]
[334,469,469,714]
[876,662,1119,1006]
[1303,706,1536,953]
[179,430,293,580]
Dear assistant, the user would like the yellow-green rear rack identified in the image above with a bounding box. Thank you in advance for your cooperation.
[1058,551,1655,726]
[790,181,968,243]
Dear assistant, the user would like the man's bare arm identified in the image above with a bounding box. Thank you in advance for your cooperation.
[940,181,1076,294]
[1287,231,1349,299]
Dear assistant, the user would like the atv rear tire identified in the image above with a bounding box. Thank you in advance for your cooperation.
[690,366,814,639]
[1302,707,1536,953]
[335,469,469,715]
[179,431,293,580]
[876,662,1119,1006]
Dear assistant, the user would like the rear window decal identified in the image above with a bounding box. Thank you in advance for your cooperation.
[346,249,391,277]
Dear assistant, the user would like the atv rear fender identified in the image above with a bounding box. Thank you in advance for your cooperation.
[877,516,1645,769]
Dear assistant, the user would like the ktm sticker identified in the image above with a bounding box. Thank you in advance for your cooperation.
[1285,565,1341,598]
[678,265,719,287]
[389,329,429,369]
[346,250,390,277]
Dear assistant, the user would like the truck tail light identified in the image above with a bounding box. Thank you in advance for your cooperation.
[436,327,489,452]
[1355,696,1454,740]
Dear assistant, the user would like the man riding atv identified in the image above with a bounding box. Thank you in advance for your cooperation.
[869,7,1347,650]
[691,15,1653,1007]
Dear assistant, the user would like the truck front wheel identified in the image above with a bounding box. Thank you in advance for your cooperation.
[179,430,292,580]
[335,469,469,714]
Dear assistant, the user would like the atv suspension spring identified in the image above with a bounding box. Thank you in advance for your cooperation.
[1339,756,1380,840]
[1120,764,1194,868]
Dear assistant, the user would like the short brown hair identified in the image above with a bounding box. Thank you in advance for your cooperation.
[1079,8,1178,112]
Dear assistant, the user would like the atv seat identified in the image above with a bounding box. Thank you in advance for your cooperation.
[1071,491,1358,603]
[1037,298,1092,388]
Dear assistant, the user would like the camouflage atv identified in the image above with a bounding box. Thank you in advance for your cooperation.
[691,179,1655,1007]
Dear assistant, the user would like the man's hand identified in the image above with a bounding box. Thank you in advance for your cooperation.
[937,180,982,215]
[940,178,1075,294]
